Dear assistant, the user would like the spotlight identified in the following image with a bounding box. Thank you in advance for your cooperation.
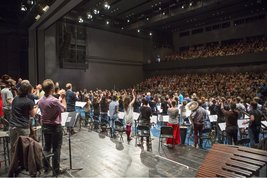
[93,9,100,14]
[35,14,41,20]
[78,17,83,23]
[27,0,34,5]
[127,19,130,23]
[104,2,110,10]
[137,29,140,33]
[189,2,192,6]
[181,5,184,9]
[106,20,109,25]
[149,32,152,36]
[21,5,27,11]
[121,27,124,30]
[42,5,49,12]
[87,13,93,19]
[162,12,165,15]
[146,17,149,21]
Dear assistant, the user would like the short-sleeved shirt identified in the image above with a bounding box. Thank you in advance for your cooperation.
[10,96,34,128]
[1,88,13,110]
[38,95,65,125]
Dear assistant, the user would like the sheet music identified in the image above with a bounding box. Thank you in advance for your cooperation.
[261,121,267,128]
[133,112,140,121]
[244,114,250,119]
[75,101,87,108]
[185,110,191,118]
[156,105,162,113]
[218,122,226,131]
[34,99,39,105]
[151,115,158,123]
[61,112,69,126]
[37,108,42,116]
[238,119,248,128]
[209,115,218,122]
[118,112,125,119]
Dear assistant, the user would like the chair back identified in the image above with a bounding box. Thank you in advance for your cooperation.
[160,126,173,136]
[237,138,250,146]
[115,120,123,127]
[137,125,150,131]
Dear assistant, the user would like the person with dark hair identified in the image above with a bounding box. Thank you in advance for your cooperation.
[243,101,263,147]
[38,79,66,176]
[9,81,37,155]
[221,101,238,145]
[123,89,136,142]
[100,96,109,123]
[139,99,152,126]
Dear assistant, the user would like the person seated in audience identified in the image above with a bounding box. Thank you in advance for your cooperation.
[123,89,136,142]
[243,101,263,147]
[220,101,238,145]
[166,100,181,148]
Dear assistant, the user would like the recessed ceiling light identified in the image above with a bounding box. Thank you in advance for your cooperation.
[127,19,130,23]
[163,12,165,15]
[137,29,140,33]
[189,2,192,6]
[146,17,149,21]
[27,0,34,5]
[182,5,184,9]
[121,27,124,30]
[149,32,152,36]
[106,20,109,25]
[93,9,100,14]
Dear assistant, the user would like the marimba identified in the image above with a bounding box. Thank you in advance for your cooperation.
[196,144,267,177]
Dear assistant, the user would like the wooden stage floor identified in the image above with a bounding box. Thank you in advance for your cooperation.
[0,127,208,177]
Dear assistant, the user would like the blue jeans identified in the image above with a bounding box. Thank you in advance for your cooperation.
[248,127,260,147]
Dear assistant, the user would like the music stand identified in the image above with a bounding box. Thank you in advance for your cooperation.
[61,112,83,171]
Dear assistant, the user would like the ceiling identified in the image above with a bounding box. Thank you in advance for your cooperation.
[62,0,267,37]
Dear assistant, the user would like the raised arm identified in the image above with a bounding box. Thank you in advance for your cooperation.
[129,89,136,106]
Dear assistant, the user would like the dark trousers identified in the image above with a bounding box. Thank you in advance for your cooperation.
[226,126,238,145]
[42,124,63,173]
[194,124,203,148]
[3,109,11,131]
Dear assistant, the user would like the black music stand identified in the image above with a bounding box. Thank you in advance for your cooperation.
[62,112,83,171]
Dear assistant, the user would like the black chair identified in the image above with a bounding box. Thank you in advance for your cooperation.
[237,138,250,147]
[100,119,112,137]
[158,126,174,152]
[114,120,125,142]
[200,128,213,149]
[136,125,151,151]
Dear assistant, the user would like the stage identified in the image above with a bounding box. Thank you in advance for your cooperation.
[0,126,207,177]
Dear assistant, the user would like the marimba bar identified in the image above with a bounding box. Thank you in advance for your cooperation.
[196,144,267,177]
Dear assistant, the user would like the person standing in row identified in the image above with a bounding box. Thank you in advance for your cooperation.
[9,81,37,154]
[38,79,66,176]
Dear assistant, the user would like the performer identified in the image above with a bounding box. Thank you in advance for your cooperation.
[188,101,206,148]
[243,101,263,147]
[221,101,238,145]
[123,89,136,142]
[38,79,66,175]
[166,100,181,147]
[9,81,37,154]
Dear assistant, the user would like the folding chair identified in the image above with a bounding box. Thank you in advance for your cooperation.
[114,120,125,142]
[100,119,112,137]
[158,126,174,152]
[237,138,250,147]
[136,125,152,151]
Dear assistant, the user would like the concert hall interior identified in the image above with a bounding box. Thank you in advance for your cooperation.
[1,0,267,177]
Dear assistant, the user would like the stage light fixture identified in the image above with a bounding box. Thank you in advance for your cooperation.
[146,17,149,21]
[127,19,130,23]
[42,5,49,12]
[149,32,152,36]
[104,2,110,10]
[163,12,166,15]
[87,13,93,19]
[137,29,140,33]
[27,0,34,5]
[106,20,109,25]
[189,2,192,6]
[93,9,100,14]
[78,17,84,23]
[21,5,27,11]
[35,14,41,20]
[182,5,184,9]
[121,27,124,30]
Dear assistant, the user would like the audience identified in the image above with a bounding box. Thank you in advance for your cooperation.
[164,37,267,62]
